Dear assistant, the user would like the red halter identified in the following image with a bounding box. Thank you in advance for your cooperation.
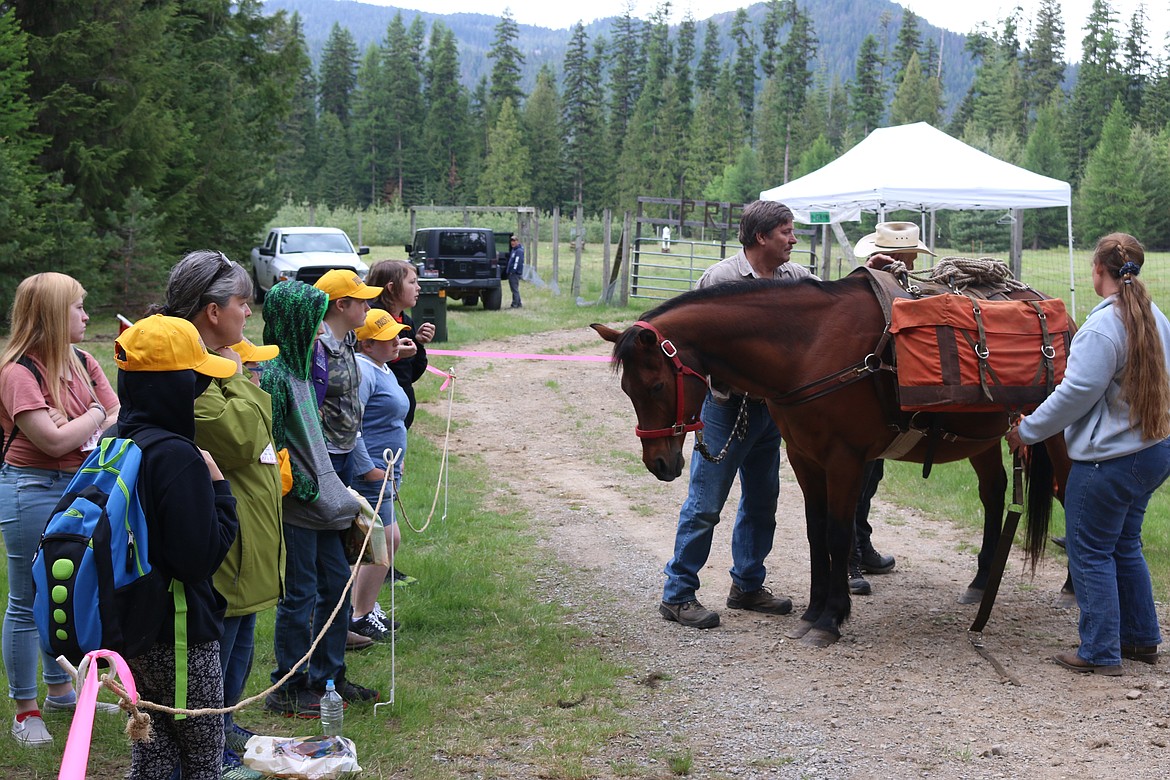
[632,320,708,439]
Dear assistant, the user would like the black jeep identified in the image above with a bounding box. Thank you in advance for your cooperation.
[406,227,506,310]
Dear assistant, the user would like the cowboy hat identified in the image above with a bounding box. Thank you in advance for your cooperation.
[853,222,935,258]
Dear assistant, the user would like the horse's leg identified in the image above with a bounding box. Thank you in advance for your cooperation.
[786,450,861,648]
[960,444,1008,605]
[783,452,829,641]
[1043,435,1077,608]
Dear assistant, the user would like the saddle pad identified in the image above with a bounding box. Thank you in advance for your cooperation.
[889,294,1071,413]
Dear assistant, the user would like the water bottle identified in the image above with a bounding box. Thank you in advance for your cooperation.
[320,679,344,736]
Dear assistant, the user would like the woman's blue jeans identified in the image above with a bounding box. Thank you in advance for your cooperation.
[0,465,74,700]
[662,394,781,604]
[1065,439,1170,666]
[270,524,349,693]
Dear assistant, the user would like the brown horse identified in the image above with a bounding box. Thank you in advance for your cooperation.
[593,273,1065,647]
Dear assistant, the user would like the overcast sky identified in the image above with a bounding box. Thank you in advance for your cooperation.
[361,0,1168,61]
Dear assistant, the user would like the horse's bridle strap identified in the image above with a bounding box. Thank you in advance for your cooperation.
[633,320,707,439]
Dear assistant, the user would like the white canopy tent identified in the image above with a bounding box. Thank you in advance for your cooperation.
[759,122,1077,313]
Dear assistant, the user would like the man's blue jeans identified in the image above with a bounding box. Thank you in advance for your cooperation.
[1065,439,1170,666]
[0,465,74,700]
[662,393,781,604]
[271,523,349,692]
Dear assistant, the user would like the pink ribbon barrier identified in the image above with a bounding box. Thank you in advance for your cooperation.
[60,650,138,780]
[424,349,611,390]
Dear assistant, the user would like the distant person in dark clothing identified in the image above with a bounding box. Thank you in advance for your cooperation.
[506,234,524,308]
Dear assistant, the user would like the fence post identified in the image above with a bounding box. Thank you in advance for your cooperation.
[531,210,539,273]
[357,212,363,247]
[409,207,416,239]
[551,206,561,295]
[619,210,631,306]
[572,204,584,299]
[1010,209,1024,280]
[601,208,613,304]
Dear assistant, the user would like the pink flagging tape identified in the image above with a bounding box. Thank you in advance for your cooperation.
[424,349,612,391]
[60,649,138,780]
[427,349,611,363]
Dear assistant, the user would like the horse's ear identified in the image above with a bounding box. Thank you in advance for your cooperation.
[591,323,621,343]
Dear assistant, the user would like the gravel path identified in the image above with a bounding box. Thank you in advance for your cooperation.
[423,326,1170,779]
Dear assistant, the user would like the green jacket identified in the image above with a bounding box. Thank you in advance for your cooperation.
[196,371,285,617]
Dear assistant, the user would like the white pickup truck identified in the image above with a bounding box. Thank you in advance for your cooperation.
[251,226,370,302]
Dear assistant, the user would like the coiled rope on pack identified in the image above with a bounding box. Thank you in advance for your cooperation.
[885,256,1032,294]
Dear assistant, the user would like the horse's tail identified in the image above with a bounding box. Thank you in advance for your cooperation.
[1022,441,1055,573]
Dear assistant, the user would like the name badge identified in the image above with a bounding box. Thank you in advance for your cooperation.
[259,443,278,465]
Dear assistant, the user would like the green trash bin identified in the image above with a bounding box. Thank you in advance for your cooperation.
[412,277,449,342]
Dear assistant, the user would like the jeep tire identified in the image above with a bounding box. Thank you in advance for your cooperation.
[483,287,503,311]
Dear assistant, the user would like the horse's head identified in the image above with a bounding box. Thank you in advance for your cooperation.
[591,321,707,482]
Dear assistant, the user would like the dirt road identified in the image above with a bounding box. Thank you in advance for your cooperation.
[425,326,1170,779]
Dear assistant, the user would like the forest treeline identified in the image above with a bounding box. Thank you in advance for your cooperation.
[2,0,1169,317]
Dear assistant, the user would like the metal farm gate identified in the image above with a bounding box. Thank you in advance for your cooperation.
[630,197,818,301]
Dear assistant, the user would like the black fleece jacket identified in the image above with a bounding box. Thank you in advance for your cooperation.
[117,368,238,648]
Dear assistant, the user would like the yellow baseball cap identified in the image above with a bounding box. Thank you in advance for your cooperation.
[355,309,409,341]
[114,315,238,378]
[230,337,280,363]
[314,269,382,301]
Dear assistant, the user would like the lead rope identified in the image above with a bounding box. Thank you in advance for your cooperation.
[695,394,751,463]
[398,368,457,533]
[891,256,1032,295]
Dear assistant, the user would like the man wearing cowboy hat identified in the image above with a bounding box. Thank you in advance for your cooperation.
[848,222,935,596]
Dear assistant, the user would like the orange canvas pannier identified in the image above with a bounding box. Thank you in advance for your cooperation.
[889,294,1071,413]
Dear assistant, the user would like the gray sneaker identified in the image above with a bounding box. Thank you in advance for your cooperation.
[726,584,793,615]
[659,599,720,629]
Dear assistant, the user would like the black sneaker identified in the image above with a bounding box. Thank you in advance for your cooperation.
[263,687,320,719]
[848,560,872,595]
[333,678,380,704]
[859,544,896,574]
[390,567,418,587]
[350,611,391,641]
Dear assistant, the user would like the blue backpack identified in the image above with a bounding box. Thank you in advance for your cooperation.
[32,431,192,711]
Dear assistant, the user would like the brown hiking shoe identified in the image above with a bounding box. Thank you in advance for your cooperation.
[659,599,720,629]
[726,584,793,615]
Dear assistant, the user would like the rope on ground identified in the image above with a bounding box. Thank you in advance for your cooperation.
[399,367,456,534]
[968,631,1022,686]
[67,452,400,730]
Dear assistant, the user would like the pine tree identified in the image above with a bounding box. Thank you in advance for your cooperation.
[1075,98,1139,241]
[759,0,783,79]
[1126,125,1170,246]
[1121,6,1150,119]
[478,98,532,206]
[774,0,818,179]
[524,65,563,211]
[1023,93,1070,248]
[892,9,922,84]
[685,87,731,197]
[608,8,644,145]
[1023,0,1066,118]
[562,22,596,206]
[276,14,321,206]
[729,9,756,129]
[1065,0,1125,180]
[319,22,358,125]
[793,134,835,178]
[674,13,696,122]
[350,44,389,205]
[316,111,355,208]
[850,34,885,136]
[889,52,941,126]
[422,23,473,205]
[488,10,525,111]
[382,13,424,204]
[695,19,720,94]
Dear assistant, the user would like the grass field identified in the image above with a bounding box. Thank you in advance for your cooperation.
[1,238,1167,775]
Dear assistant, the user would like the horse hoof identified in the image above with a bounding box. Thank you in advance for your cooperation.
[1054,591,1077,610]
[785,620,815,640]
[800,629,840,648]
[958,588,983,605]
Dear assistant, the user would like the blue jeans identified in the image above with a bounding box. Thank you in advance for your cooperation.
[1065,439,1170,666]
[663,394,781,604]
[329,450,358,489]
[0,465,74,700]
[271,524,349,692]
[219,613,256,730]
